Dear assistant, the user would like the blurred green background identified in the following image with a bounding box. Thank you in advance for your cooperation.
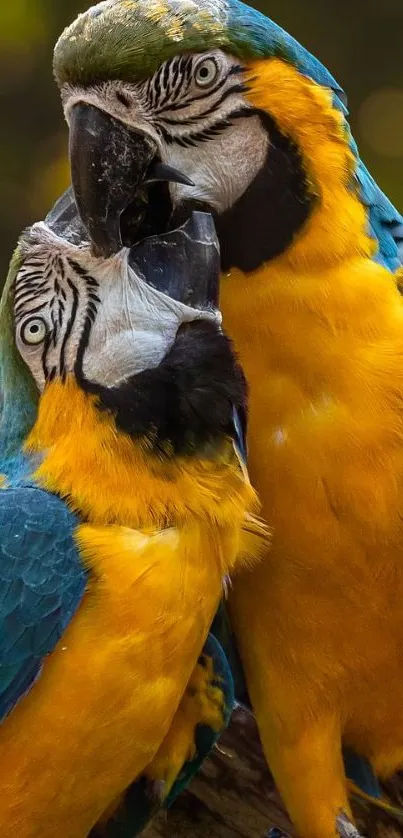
[1,0,403,279]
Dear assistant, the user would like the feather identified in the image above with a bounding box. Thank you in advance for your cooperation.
[0,486,85,722]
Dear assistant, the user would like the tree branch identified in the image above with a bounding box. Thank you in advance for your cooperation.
[145,706,403,838]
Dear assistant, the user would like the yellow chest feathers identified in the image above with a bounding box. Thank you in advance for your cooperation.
[25,376,260,548]
[221,256,403,548]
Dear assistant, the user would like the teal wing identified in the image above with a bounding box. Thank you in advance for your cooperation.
[0,485,86,721]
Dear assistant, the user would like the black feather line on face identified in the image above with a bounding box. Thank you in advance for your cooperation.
[158,84,250,127]
[143,55,247,129]
[77,321,246,458]
[158,106,255,146]
[41,331,52,382]
[59,278,79,379]
[15,251,101,385]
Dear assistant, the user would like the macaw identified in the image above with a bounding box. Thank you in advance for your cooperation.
[51,1,403,836]
[0,190,263,837]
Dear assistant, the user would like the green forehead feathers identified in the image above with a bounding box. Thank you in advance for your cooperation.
[55,0,240,85]
[53,0,341,92]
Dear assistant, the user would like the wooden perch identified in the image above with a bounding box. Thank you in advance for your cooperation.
[145,706,403,838]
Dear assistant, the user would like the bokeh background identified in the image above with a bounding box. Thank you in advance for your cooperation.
[1,0,403,280]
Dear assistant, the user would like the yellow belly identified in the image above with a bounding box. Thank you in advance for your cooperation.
[221,257,403,772]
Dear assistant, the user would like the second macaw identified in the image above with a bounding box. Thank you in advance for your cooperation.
[0,193,263,836]
[50,1,403,836]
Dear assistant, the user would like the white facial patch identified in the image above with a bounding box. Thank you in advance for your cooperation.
[166,115,269,214]
[82,248,220,386]
[14,223,221,392]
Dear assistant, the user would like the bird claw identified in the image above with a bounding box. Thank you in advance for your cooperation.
[266,811,364,838]
[336,810,365,837]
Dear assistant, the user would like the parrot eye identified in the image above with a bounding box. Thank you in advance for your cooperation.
[20,317,48,346]
[194,57,219,88]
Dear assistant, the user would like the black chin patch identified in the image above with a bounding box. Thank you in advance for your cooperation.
[171,111,316,273]
[78,321,246,457]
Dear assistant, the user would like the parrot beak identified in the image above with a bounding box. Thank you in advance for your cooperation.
[129,211,220,309]
[69,103,194,257]
[45,186,220,310]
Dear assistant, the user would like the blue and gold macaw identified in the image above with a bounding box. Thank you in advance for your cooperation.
[0,193,263,836]
[51,1,403,836]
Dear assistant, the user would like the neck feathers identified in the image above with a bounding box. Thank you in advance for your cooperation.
[24,323,259,536]
[246,59,374,270]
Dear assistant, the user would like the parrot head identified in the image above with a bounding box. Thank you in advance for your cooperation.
[53,0,369,274]
[14,198,220,395]
[0,188,247,473]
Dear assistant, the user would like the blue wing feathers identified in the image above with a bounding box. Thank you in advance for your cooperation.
[0,486,86,721]
[355,161,403,271]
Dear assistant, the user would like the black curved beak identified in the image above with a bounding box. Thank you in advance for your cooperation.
[45,187,220,310]
[69,103,194,257]
[130,211,220,309]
